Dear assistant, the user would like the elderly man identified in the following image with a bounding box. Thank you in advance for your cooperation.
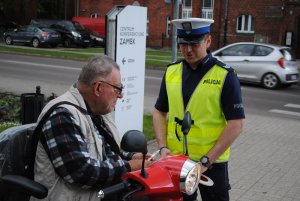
[31,55,146,201]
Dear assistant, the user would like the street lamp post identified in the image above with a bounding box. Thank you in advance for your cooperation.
[171,0,180,62]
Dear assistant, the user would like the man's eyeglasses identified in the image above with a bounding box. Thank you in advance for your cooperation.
[96,80,124,94]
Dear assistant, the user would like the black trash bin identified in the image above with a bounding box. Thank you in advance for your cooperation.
[21,86,44,124]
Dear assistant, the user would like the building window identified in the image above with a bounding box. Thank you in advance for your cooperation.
[90,13,98,18]
[202,0,214,19]
[182,0,192,19]
[166,16,171,38]
[237,15,254,33]
[147,17,149,37]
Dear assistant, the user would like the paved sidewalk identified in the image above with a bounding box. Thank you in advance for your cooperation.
[147,113,300,201]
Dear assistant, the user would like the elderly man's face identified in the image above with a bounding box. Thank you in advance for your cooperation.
[93,68,123,114]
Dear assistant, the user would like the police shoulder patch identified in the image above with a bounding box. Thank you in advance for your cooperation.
[214,59,234,72]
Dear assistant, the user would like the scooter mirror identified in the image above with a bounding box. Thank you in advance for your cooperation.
[181,111,192,135]
[121,130,148,154]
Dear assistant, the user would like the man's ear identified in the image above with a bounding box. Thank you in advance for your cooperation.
[205,35,212,48]
[94,82,102,96]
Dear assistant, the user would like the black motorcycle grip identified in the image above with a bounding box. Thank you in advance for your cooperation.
[97,181,129,199]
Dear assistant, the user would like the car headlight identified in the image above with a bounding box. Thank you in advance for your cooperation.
[71,31,81,38]
[180,159,201,195]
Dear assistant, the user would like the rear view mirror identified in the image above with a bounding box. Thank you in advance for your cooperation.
[121,130,148,154]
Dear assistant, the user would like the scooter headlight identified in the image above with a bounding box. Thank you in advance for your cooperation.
[180,159,201,195]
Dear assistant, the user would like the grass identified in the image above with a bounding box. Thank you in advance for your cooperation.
[0,117,155,141]
[143,114,154,141]
[0,44,182,68]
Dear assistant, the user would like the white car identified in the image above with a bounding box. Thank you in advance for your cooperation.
[212,42,299,89]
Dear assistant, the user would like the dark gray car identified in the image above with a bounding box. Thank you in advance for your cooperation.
[3,25,61,48]
[49,20,91,48]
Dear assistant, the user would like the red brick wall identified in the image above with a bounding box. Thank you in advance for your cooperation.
[78,0,300,57]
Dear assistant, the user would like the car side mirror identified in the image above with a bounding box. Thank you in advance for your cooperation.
[121,130,148,154]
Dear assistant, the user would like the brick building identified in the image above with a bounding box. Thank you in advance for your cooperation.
[77,0,300,58]
[2,0,300,58]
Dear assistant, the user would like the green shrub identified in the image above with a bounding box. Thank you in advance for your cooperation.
[0,121,20,132]
[0,93,21,122]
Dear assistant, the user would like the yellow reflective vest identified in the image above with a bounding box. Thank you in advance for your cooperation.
[166,61,230,162]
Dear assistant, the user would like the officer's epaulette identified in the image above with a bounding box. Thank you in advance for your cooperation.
[167,58,184,67]
[214,58,234,73]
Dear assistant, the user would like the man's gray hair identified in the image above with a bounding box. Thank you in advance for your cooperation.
[78,55,120,85]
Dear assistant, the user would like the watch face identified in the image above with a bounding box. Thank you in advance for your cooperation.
[202,157,208,163]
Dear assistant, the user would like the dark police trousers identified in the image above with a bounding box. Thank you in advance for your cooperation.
[183,162,231,201]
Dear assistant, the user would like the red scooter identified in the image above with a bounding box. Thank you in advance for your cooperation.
[98,112,213,201]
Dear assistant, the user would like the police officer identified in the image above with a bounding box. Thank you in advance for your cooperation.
[153,18,245,201]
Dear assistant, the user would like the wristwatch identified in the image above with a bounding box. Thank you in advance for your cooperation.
[200,155,211,167]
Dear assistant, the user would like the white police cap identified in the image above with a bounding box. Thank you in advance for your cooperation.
[172,18,214,44]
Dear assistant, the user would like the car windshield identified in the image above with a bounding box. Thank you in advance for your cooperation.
[280,48,296,61]
[63,21,85,31]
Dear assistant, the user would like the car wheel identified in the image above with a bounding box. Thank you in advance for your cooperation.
[261,73,280,89]
[63,38,72,48]
[5,36,13,45]
[32,38,40,48]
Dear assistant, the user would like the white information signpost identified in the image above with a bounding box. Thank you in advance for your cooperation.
[106,6,147,137]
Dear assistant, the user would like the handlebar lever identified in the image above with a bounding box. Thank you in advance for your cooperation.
[97,180,130,199]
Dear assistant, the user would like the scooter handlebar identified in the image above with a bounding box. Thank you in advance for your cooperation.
[97,181,130,199]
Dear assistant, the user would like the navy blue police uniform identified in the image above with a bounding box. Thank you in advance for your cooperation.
[154,51,245,201]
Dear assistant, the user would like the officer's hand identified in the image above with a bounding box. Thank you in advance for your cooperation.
[160,147,171,158]
[199,164,208,174]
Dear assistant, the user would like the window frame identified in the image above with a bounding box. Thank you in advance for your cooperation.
[182,0,192,19]
[236,15,254,34]
[201,0,214,19]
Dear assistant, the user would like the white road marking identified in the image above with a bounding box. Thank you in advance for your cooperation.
[0,59,80,71]
[285,103,300,109]
[269,109,300,117]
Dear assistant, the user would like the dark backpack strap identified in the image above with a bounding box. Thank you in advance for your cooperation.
[30,101,88,178]
[36,101,89,133]
[91,115,121,155]
[31,101,121,170]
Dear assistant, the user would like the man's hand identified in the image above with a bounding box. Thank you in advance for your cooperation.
[131,152,151,160]
[128,158,151,171]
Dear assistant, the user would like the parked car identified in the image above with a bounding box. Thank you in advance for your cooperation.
[49,20,91,48]
[72,16,105,38]
[212,42,299,89]
[30,19,60,29]
[87,28,105,47]
[3,25,61,48]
